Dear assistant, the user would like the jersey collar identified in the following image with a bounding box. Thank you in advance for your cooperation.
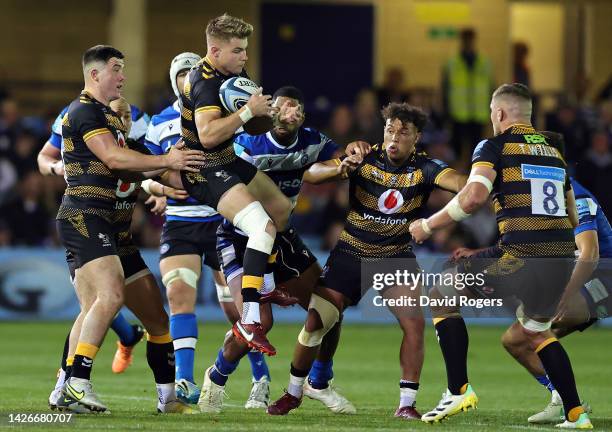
[172,99,180,113]
[266,130,300,149]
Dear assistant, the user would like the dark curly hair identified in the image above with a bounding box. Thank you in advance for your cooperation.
[381,103,428,132]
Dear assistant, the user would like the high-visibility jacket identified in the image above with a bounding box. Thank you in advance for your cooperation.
[446,54,492,123]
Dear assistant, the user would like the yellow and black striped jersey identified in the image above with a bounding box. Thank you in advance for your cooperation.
[180,56,249,168]
[337,146,454,257]
[472,124,574,257]
[57,91,127,222]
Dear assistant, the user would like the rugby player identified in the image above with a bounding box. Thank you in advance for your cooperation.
[500,175,607,424]
[198,86,364,413]
[410,83,593,428]
[178,14,295,355]
[145,51,275,406]
[267,102,466,419]
[55,45,204,413]
[39,91,171,383]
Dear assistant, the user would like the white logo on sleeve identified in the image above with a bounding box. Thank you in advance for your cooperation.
[98,233,112,247]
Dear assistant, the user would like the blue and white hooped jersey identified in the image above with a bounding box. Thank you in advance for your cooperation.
[145,100,219,222]
[233,127,338,205]
[571,177,612,258]
[49,103,150,150]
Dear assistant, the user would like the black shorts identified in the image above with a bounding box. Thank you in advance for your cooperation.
[216,224,317,284]
[160,219,222,271]
[57,215,117,269]
[180,158,258,209]
[321,248,419,306]
[458,246,573,318]
[65,248,149,283]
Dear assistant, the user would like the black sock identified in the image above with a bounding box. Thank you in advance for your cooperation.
[147,341,175,384]
[71,355,94,380]
[434,317,469,395]
[64,366,72,383]
[60,331,70,371]
[290,363,309,378]
[537,340,582,420]
[400,381,420,390]
[242,247,269,303]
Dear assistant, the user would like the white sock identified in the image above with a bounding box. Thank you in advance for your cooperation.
[156,383,176,404]
[400,387,418,407]
[242,301,261,324]
[551,389,562,405]
[260,273,276,295]
[288,374,305,399]
[54,369,66,391]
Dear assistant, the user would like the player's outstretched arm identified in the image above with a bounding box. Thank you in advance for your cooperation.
[85,132,205,172]
[436,170,468,193]
[303,154,362,184]
[37,142,64,176]
[196,88,271,149]
[409,165,496,243]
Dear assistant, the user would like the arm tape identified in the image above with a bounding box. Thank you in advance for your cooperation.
[468,174,493,193]
[446,195,470,221]
[239,105,254,123]
[141,179,153,195]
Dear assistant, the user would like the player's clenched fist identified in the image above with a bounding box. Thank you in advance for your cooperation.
[409,218,431,244]
[246,87,273,117]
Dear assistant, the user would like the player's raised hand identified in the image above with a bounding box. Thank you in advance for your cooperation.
[409,218,431,244]
[345,141,372,158]
[145,195,167,215]
[165,141,205,172]
[277,101,303,125]
[338,154,362,176]
[246,87,273,117]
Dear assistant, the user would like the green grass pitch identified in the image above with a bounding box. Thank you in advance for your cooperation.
[1,322,610,431]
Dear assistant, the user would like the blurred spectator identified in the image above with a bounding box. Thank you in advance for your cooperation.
[0,171,51,246]
[545,102,590,166]
[376,67,410,108]
[576,130,612,216]
[596,74,612,104]
[0,220,11,246]
[0,157,17,205]
[9,129,40,176]
[0,98,20,157]
[513,41,531,87]
[324,104,358,147]
[353,88,383,145]
[442,28,493,164]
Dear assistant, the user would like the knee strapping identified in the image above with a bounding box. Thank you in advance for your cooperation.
[162,268,199,290]
[233,202,274,254]
[298,294,340,347]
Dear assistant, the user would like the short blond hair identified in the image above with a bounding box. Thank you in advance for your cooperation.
[206,13,253,44]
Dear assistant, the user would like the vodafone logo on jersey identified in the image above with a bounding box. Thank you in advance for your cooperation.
[115,179,137,198]
[117,131,126,148]
[378,189,404,214]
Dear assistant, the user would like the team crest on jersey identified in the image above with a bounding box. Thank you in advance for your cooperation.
[378,189,404,214]
[116,131,126,148]
[115,179,137,198]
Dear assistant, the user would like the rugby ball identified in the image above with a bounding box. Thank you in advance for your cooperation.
[219,77,273,135]
[219,77,259,112]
